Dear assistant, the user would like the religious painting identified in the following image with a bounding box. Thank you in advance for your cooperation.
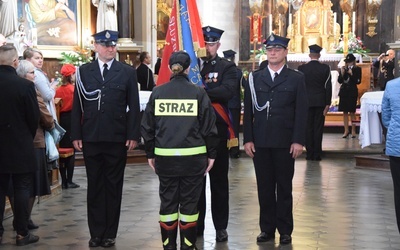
[302,0,323,31]
[16,0,90,57]
[157,10,169,40]
[157,0,172,49]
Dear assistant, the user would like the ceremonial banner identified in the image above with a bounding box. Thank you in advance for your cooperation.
[156,0,205,86]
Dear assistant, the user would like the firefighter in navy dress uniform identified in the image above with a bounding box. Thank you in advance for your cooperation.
[141,51,219,250]
[298,44,332,161]
[70,30,140,248]
[223,49,247,159]
[197,26,238,242]
[243,34,308,245]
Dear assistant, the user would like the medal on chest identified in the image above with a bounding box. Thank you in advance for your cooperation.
[205,72,218,84]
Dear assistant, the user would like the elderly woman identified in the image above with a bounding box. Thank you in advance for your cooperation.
[55,64,79,189]
[16,60,54,229]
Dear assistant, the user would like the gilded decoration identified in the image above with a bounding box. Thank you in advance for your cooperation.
[287,0,336,53]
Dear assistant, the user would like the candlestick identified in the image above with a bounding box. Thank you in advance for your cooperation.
[333,12,337,35]
[343,13,349,33]
[269,14,273,34]
[352,11,356,34]
[279,14,281,35]
[297,12,301,34]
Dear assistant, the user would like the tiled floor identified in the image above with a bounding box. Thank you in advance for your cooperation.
[1,134,399,249]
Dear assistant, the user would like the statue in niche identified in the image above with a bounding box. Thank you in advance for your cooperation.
[340,0,355,19]
[92,0,118,32]
[0,0,19,38]
[366,0,381,21]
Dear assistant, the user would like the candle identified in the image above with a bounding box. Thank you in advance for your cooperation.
[269,14,273,34]
[352,11,356,34]
[297,12,301,34]
[279,14,281,35]
[343,13,349,33]
[333,12,337,36]
[289,13,292,27]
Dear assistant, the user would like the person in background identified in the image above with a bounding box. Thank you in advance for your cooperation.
[198,25,238,242]
[338,53,361,139]
[71,30,140,248]
[298,44,332,161]
[55,64,80,189]
[141,51,219,250]
[373,49,395,144]
[382,76,400,234]
[223,49,246,159]
[373,49,395,91]
[24,48,58,122]
[137,51,155,91]
[16,59,55,231]
[154,47,163,76]
[0,45,40,246]
[243,34,308,245]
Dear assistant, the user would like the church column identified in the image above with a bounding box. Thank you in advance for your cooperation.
[197,0,240,63]
[117,0,133,38]
[239,0,250,61]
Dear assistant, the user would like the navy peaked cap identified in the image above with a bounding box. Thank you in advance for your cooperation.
[93,30,118,46]
[202,26,224,43]
[309,44,322,53]
[264,33,290,49]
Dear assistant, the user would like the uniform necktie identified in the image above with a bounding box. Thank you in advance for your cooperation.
[273,72,278,82]
[103,64,109,79]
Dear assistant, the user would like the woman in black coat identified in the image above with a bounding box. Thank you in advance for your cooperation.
[338,54,361,138]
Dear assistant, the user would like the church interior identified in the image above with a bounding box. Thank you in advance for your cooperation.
[2,0,400,249]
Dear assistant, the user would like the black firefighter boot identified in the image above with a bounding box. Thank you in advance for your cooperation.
[179,221,198,250]
[160,220,178,250]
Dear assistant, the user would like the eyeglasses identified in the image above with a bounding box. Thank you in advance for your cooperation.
[28,71,35,74]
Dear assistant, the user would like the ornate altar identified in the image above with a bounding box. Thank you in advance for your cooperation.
[287,0,340,53]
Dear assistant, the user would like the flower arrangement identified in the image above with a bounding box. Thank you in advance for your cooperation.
[58,46,93,66]
[329,98,340,112]
[250,40,267,59]
[334,32,370,56]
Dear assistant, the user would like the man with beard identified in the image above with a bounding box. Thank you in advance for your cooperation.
[197,25,237,242]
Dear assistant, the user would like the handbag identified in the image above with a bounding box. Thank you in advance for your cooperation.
[45,121,66,162]
[45,131,59,162]
[49,121,66,144]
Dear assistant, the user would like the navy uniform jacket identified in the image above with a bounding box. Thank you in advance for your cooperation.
[298,60,332,107]
[0,65,39,173]
[201,56,237,135]
[71,60,140,143]
[228,67,246,109]
[243,65,308,148]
